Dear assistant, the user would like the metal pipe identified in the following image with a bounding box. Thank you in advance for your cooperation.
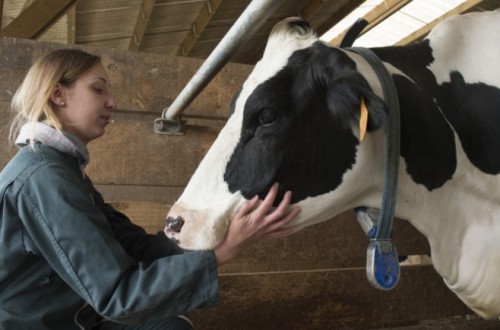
[154,0,285,134]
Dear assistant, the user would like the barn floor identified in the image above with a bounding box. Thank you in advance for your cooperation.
[379,315,499,330]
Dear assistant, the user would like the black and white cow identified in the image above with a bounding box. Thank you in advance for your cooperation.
[165,10,500,319]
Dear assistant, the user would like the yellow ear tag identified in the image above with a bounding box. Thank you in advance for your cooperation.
[359,97,368,142]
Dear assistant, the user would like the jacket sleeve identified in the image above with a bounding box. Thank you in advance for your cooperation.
[88,181,184,263]
[17,162,220,324]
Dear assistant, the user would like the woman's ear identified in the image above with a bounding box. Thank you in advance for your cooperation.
[50,83,66,106]
[327,70,387,137]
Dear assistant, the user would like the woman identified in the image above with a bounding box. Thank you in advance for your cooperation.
[0,49,300,329]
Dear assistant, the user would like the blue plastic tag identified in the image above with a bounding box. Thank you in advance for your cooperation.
[366,240,400,290]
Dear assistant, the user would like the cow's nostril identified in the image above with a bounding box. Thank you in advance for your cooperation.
[165,216,185,233]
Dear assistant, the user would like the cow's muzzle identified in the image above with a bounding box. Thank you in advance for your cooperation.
[165,216,185,233]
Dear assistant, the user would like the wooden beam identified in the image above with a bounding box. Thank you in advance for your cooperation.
[67,5,76,44]
[395,0,484,45]
[315,0,365,36]
[0,0,4,28]
[0,0,80,39]
[329,0,411,46]
[176,0,223,56]
[129,0,156,51]
[300,0,327,19]
[22,0,35,11]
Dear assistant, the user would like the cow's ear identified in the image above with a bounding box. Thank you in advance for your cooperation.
[327,70,387,133]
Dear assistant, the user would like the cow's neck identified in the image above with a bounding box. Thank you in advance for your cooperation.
[395,154,500,289]
[354,42,497,284]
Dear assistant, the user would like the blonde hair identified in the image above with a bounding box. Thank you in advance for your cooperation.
[9,48,101,145]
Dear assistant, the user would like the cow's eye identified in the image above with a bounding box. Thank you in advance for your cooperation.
[259,109,278,126]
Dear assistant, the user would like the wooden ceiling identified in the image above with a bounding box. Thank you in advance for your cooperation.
[1,0,499,65]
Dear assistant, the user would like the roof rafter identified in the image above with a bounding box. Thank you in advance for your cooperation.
[300,0,327,19]
[66,4,75,44]
[315,0,365,37]
[177,0,223,56]
[0,0,4,27]
[0,0,79,39]
[22,0,35,11]
[129,0,156,51]
[329,0,411,46]
[396,0,484,45]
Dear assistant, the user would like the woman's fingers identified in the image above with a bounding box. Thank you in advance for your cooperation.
[261,188,301,236]
[235,182,300,234]
[235,195,259,218]
[233,183,279,222]
[266,190,292,222]
[251,183,279,219]
[266,204,301,232]
[216,184,301,265]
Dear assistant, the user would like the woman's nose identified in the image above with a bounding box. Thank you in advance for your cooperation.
[106,94,117,110]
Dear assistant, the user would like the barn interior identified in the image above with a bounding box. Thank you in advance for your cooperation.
[1,0,500,329]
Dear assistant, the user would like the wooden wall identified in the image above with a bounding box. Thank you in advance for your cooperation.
[0,38,489,329]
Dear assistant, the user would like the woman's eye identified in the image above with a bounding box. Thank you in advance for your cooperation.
[93,87,104,94]
[259,109,278,126]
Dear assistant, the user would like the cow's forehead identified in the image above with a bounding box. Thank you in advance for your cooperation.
[242,17,319,98]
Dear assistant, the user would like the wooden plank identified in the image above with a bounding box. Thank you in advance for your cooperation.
[329,0,411,46]
[22,0,36,11]
[0,0,79,39]
[0,104,219,183]
[129,0,156,51]
[96,184,183,203]
[0,0,4,27]
[66,4,76,44]
[315,0,365,36]
[110,200,168,234]
[300,0,328,19]
[177,0,223,56]
[396,0,484,45]
[189,266,474,329]
[0,102,18,170]
[86,111,225,186]
[0,38,252,118]
[0,109,222,186]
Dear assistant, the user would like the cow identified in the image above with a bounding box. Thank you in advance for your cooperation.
[164,10,500,319]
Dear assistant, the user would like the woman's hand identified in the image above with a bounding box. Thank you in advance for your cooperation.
[214,183,301,266]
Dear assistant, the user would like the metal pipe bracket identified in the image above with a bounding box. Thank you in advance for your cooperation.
[153,117,186,135]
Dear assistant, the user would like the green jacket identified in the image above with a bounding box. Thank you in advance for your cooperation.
[0,144,219,329]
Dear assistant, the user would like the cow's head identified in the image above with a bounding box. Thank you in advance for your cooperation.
[165,17,388,250]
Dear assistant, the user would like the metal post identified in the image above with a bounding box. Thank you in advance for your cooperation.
[154,0,285,135]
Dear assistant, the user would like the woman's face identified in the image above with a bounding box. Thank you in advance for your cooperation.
[56,63,117,144]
